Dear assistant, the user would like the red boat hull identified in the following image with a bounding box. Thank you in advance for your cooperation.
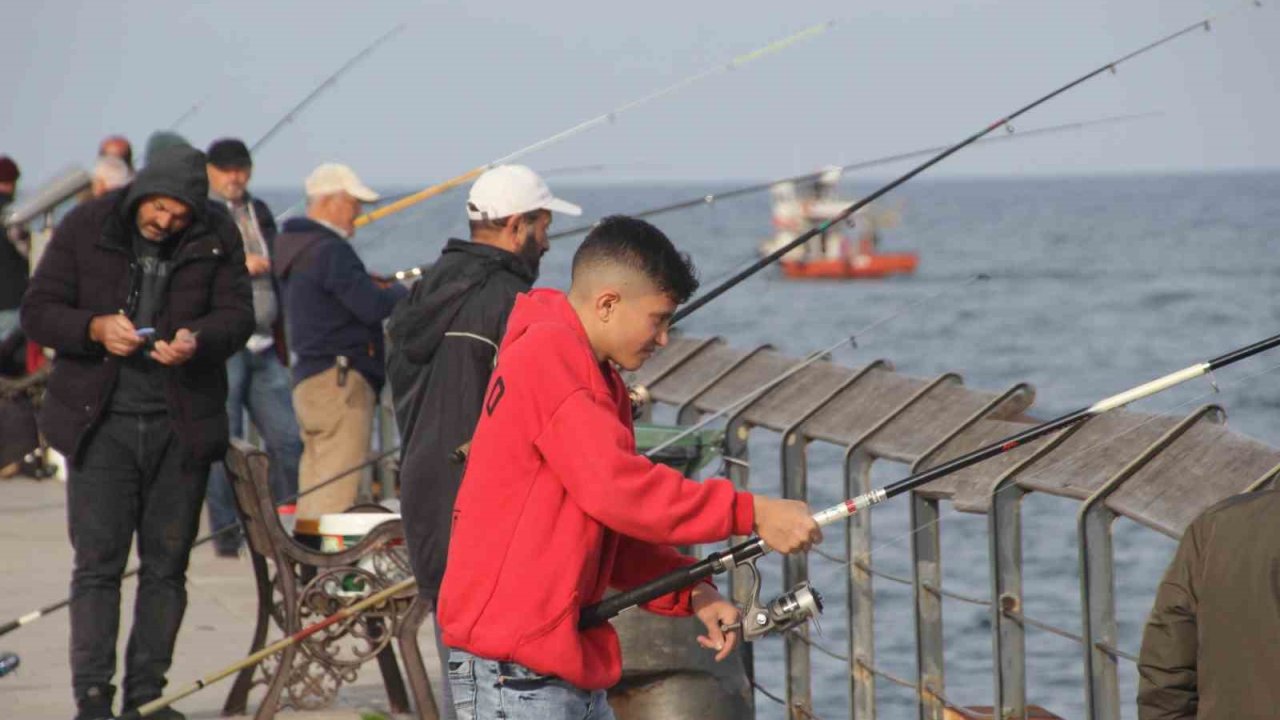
[779,252,919,279]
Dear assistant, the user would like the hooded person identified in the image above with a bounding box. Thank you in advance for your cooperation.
[21,143,253,720]
[386,164,581,606]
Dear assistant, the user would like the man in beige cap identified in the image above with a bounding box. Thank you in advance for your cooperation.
[273,163,408,532]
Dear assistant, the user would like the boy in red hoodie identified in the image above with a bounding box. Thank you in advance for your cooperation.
[437,216,821,719]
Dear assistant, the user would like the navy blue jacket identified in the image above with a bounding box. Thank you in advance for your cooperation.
[273,217,407,391]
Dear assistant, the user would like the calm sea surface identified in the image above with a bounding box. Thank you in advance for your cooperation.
[261,172,1280,719]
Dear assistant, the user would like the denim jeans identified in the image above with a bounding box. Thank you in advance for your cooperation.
[67,412,209,706]
[205,348,302,549]
[448,651,615,720]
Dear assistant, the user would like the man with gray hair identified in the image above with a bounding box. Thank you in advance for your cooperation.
[274,164,407,528]
[202,137,302,557]
[91,156,133,198]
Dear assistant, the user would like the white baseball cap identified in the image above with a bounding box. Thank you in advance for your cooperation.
[466,164,581,221]
[304,163,380,202]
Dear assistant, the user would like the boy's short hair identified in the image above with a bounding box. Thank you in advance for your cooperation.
[571,216,700,303]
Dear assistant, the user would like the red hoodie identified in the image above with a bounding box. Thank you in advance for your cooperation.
[437,289,754,690]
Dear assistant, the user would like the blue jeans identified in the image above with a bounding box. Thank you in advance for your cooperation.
[205,348,302,549]
[448,651,615,720]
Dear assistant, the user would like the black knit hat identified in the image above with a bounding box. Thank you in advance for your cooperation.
[206,138,253,169]
[0,156,19,184]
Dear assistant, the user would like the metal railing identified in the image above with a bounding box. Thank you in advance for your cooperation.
[629,335,1280,720]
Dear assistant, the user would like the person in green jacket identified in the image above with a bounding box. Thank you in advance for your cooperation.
[1137,487,1280,718]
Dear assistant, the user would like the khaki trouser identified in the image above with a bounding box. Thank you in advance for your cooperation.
[292,365,374,522]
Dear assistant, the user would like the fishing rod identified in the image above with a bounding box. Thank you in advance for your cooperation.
[580,331,1280,634]
[352,21,836,229]
[169,97,206,131]
[250,23,406,154]
[115,576,419,720]
[0,446,400,638]
[380,112,1156,281]
[669,10,1252,326]
[545,112,1160,243]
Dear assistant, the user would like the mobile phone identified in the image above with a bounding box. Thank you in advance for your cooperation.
[135,327,157,338]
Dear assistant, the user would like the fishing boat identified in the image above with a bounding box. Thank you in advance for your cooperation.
[758,169,919,280]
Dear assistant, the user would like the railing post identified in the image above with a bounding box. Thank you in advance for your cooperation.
[988,423,1078,719]
[907,383,1031,720]
[1078,405,1223,720]
[911,492,946,720]
[846,447,877,720]
[780,427,812,714]
[722,414,756,713]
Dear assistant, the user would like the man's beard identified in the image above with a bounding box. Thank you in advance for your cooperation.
[517,227,543,278]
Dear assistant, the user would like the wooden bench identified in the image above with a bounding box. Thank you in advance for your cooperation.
[220,439,438,719]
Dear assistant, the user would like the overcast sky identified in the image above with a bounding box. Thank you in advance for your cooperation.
[2,0,1277,190]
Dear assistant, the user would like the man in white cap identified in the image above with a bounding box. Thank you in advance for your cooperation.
[388,164,580,608]
[274,163,408,529]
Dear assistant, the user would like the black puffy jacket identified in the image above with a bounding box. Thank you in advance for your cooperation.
[387,239,535,599]
[20,145,253,466]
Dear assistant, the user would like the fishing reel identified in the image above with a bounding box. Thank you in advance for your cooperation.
[724,558,824,641]
[628,384,651,419]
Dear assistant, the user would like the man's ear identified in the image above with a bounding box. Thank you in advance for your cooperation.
[595,289,621,323]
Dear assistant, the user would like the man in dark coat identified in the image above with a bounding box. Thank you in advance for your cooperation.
[388,164,580,603]
[202,137,301,557]
[21,144,253,720]
[1137,487,1280,719]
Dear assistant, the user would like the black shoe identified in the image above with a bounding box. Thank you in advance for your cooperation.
[122,700,185,720]
[213,543,241,558]
[73,684,114,720]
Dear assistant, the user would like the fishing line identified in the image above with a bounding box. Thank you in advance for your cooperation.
[643,273,991,458]
[354,21,837,228]
[670,2,1265,326]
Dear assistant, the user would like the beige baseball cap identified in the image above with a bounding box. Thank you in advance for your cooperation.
[466,164,581,221]
[304,163,380,202]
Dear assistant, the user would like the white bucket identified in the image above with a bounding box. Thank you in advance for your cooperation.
[318,512,401,553]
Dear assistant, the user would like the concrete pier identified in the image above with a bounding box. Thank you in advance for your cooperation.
[0,477,448,720]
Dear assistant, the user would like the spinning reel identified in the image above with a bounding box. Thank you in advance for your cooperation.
[723,558,824,641]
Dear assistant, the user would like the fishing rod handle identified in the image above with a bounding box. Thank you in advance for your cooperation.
[812,488,888,528]
[578,539,767,629]
[1087,362,1208,414]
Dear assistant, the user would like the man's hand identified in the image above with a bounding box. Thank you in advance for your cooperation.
[691,585,739,662]
[89,314,144,357]
[245,253,271,276]
[753,496,822,554]
[151,328,197,366]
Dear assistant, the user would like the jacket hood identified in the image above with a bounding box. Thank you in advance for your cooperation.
[274,216,338,278]
[123,144,208,222]
[501,288,589,354]
[387,240,536,366]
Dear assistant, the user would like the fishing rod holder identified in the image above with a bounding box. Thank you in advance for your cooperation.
[728,558,825,641]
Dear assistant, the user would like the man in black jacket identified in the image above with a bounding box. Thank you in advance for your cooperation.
[388,164,580,604]
[21,144,253,720]
[202,138,301,557]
